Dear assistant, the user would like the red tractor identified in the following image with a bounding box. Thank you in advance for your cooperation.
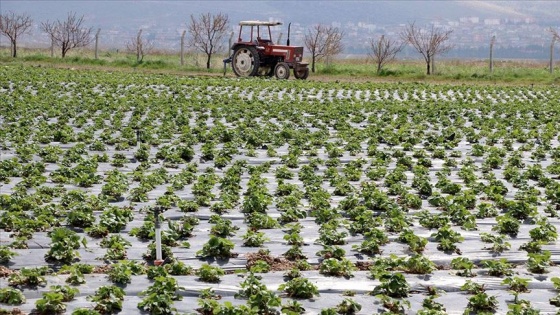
[225,21,309,80]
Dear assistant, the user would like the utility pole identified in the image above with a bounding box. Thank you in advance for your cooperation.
[490,35,496,73]
[180,30,186,66]
[94,28,101,59]
[277,33,283,44]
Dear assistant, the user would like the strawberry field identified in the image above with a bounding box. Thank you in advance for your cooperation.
[1,65,560,314]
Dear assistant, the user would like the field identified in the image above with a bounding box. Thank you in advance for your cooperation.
[1,64,560,314]
[2,47,560,86]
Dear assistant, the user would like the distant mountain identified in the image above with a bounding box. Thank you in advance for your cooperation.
[2,1,560,59]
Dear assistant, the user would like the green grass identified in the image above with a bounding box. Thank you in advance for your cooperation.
[314,59,560,85]
[1,46,559,85]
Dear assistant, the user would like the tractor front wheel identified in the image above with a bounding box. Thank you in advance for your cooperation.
[258,65,274,77]
[294,67,309,80]
[274,62,290,80]
[232,46,260,77]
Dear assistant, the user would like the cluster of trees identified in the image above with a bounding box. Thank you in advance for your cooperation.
[0,11,93,58]
[0,11,232,68]
[2,10,559,75]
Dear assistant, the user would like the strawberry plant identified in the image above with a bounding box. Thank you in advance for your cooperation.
[107,260,145,284]
[196,263,225,283]
[404,254,436,274]
[319,258,356,278]
[335,298,362,315]
[242,229,269,247]
[35,291,66,314]
[398,229,428,253]
[482,258,514,277]
[465,292,498,314]
[88,285,125,314]
[431,225,464,253]
[8,266,50,287]
[45,227,87,264]
[50,285,79,302]
[0,246,17,263]
[278,276,319,299]
[138,275,183,315]
[377,294,411,314]
[451,257,476,277]
[0,287,25,305]
[493,215,521,237]
[197,236,235,259]
[460,280,485,294]
[526,251,551,274]
[502,277,530,304]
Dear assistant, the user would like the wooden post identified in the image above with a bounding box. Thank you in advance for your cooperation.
[550,35,556,74]
[490,35,496,73]
[180,30,186,66]
[136,29,143,62]
[50,36,54,57]
[94,28,101,59]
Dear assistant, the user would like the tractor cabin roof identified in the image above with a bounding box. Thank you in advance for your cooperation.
[238,21,282,26]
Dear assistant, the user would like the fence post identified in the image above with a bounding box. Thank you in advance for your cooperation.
[180,30,186,66]
[550,35,556,74]
[50,36,54,57]
[490,35,496,73]
[94,28,101,59]
[136,29,143,62]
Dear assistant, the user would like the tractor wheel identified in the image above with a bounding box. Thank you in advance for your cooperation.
[257,66,274,77]
[294,67,309,80]
[232,46,260,77]
[274,62,290,80]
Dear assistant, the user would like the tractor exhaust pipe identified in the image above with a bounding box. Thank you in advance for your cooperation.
[286,23,291,46]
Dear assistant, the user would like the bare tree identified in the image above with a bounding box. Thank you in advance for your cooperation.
[41,12,93,58]
[304,24,344,72]
[188,12,229,69]
[400,22,453,75]
[368,35,403,74]
[0,11,33,57]
[126,29,153,62]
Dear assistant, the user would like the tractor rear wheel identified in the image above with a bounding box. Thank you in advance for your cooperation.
[232,46,260,77]
[274,62,290,80]
[294,67,309,80]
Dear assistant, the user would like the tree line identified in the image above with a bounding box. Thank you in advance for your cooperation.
[2,11,559,75]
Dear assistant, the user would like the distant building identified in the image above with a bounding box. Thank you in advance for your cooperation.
[484,19,500,26]
[460,17,480,24]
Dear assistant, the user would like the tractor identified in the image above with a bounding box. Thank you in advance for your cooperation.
[224,21,309,80]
